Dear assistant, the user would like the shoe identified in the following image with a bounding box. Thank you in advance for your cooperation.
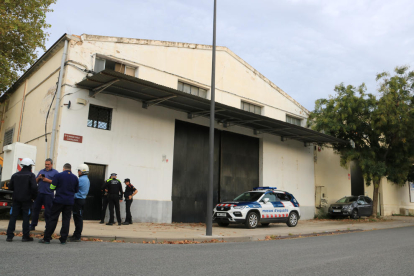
[22,237,34,242]
[122,222,129,225]
[69,236,81,242]
[38,239,50,244]
[6,237,13,242]
[99,221,105,224]
[129,222,133,225]
[106,222,113,226]
[60,242,66,245]
[118,222,122,226]
[29,226,36,231]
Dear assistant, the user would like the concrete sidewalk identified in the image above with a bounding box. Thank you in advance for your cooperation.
[1,216,414,243]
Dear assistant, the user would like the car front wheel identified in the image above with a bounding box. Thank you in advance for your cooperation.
[286,212,298,227]
[351,209,359,219]
[245,212,259,229]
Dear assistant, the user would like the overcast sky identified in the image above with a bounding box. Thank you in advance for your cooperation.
[43,0,414,111]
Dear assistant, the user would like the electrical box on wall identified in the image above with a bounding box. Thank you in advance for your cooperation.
[76,98,87,105]
[2,142,37,182]
[315,186,328,208]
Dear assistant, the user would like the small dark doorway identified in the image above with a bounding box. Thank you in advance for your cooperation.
[350,161,364,196]
[83,163,106,220]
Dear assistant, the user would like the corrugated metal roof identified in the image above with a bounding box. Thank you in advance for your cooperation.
[76,69,346,144]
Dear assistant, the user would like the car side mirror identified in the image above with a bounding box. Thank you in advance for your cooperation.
[263,198,269,204]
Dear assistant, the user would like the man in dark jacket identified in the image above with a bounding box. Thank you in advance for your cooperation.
[105,173,123,226]
[6,158,37,242]
[39,163,79,244]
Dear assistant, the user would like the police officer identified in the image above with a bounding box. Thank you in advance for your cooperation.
[122,179,137,225]
[105,173,123,226]
[6,158,37,242]
[69,164,90,242]
[100,173,116,224]
[39,163,79,244]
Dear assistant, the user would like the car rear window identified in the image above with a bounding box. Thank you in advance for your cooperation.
[276,193,292,201]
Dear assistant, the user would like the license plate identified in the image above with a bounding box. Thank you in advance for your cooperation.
[333,210,341,213]
[217,213,226,217]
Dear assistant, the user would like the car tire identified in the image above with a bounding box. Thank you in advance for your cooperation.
[217,221,229,227]
[261,223,270,227]
[286,212,299,227]
[245,212,259,229]
[351,209,359,219]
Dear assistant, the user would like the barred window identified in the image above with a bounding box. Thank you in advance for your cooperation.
[241,101,261,115]
[3,128,14,146]
[87,105,112,130]
[177,81,207,98]
[286,115,302,126]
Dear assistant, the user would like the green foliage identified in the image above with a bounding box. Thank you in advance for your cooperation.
[308,66,414,187]
[0,0,56,94]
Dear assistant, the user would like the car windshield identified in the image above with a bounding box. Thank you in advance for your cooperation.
[336,196,358,203]
[233,192,264,202]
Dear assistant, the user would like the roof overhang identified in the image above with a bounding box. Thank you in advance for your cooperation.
[76,69,346,144]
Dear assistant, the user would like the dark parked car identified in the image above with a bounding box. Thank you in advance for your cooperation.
[328,196,373,219]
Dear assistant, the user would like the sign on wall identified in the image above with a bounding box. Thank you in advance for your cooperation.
[410,182,414,203]
[63,133,83,143]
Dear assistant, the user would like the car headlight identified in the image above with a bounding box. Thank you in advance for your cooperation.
[233,206,246,210]
[343,205,353,211]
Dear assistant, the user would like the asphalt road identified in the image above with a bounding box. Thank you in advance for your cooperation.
[1,226,414,276]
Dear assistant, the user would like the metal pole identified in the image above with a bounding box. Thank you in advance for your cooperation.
[49,39,68,160]
[206,0,217,236]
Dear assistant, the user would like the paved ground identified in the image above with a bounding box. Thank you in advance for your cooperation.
[1,216,414,242]
[1,226,413,276]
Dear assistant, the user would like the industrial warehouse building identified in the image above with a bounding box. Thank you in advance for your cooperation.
[4,33,411,224]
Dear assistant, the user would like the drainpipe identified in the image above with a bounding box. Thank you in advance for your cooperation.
[49,39,68,160]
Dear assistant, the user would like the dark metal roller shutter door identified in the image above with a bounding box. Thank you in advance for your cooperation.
[219,131,259,202]
[83,163,106,220]
[172,121,220,223]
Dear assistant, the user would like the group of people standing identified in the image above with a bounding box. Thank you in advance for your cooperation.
[6,158,138,244]
[100,173,137,226]
[6,158,90,244]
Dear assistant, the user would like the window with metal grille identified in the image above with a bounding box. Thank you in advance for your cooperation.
[241,101,261,115]
[3,128,14,146]
[177,81,207,98]
[286,115,302,126]
[87,105,112,130]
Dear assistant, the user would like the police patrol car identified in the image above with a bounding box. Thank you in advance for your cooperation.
[213,187,300,229]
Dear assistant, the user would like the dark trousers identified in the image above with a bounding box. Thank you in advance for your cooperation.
[125,199,133,223]
[43,203,72,242]
[30,193,54,227]
[7,200,32,239]
[108,194,121,223]
[100,196,108,222]
[72,199,85,239]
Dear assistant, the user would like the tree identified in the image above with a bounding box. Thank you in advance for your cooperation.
[0,0,56,94]
[308,66,414,217]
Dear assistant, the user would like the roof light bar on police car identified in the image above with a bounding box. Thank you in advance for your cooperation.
[253,187,277,190]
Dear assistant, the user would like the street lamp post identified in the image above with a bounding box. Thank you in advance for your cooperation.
[206,0,217,236]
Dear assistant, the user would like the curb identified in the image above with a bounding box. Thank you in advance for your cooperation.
[1,228,367,244]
